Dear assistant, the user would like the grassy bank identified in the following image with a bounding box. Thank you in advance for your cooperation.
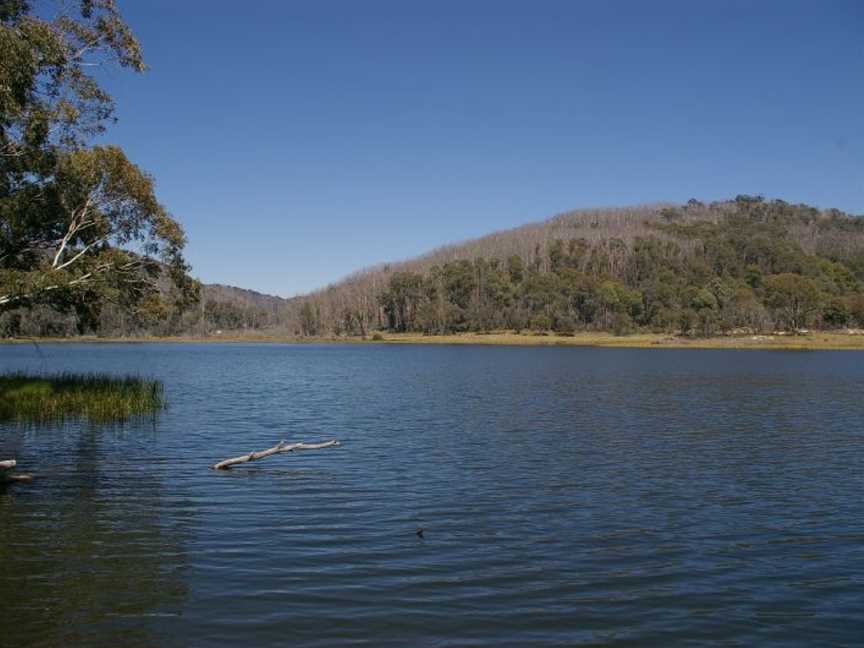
[2,330,864,350]
[0,372,165,423]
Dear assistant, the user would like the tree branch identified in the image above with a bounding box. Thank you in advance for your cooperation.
[0,260,115,306]
[212,439,340,470]
[55,235,109,271]
[52,195,96,269]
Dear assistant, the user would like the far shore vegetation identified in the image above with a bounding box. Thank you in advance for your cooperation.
[3,198,863,343]
[0,372,165,424]
[3,329,863,350]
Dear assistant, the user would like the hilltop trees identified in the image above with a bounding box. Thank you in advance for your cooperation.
[0,0,196,329]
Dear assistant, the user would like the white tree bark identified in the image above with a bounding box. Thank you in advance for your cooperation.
[0,258,145,307]
[212,440,340,471]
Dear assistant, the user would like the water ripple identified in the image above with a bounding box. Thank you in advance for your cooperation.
[2,344,864,646]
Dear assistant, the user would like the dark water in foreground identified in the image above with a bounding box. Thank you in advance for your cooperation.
[1,344,863,647]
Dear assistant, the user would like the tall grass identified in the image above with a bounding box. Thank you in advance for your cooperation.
[0,372,165,423]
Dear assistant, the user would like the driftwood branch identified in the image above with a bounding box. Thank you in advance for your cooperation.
[1,458,33,483]
[212,440,340,471]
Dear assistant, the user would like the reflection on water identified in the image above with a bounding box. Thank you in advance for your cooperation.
[1,423,190,647]
[1,344,863,647]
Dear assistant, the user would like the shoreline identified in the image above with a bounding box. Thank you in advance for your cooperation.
[2,331,864,350]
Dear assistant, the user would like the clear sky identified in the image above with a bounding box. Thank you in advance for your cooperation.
[100,0,863,297]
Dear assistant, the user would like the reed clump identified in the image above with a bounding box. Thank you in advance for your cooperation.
[0,372,165,423]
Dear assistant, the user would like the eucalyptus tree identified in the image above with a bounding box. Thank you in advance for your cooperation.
[0,0,195,320]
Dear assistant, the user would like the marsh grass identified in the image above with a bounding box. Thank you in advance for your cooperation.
[0,372,165,424]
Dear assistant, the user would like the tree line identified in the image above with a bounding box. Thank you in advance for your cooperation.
[5,194,863,339]
[293,197,864,337]
[0,283,287,337]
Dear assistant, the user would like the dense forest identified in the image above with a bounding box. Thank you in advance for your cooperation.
[3,196,863,338]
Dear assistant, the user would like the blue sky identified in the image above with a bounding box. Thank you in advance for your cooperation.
[101,1,863,296]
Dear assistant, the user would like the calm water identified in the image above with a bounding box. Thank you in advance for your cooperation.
[1,344,863,647]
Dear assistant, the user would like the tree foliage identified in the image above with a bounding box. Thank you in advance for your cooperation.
[1,0,195,324]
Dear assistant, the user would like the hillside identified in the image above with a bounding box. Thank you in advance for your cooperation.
[284,196,864,336]
[203,284,289,310]
[200,284,291,331]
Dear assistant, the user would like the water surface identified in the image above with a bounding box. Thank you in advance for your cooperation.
[1,344,863,646]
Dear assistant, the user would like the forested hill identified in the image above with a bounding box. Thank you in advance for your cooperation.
[286,196,864,336]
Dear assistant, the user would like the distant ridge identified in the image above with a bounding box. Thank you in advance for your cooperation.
[197,284,293,332]
[203,284,290,310]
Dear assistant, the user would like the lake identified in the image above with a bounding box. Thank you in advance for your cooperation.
[1,343,863,646]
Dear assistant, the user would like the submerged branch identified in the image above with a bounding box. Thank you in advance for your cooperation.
[212,439,340,471]
[0,459,33,483]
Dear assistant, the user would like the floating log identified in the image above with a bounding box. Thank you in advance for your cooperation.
[0,458,33,483]
[212,439,340,471]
